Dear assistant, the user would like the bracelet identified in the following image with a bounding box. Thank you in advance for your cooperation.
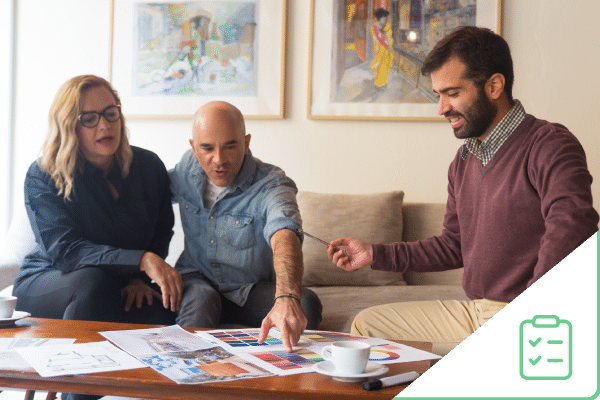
[274,293,301,303]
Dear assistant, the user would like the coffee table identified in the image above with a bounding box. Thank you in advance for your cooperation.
[0,318,433,400]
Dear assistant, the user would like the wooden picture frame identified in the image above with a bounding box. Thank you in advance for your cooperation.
[110,0,287,119]
[308,0,502,121]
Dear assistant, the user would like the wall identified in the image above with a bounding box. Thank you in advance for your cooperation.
[0,1,14,241]
[2,0,599,241]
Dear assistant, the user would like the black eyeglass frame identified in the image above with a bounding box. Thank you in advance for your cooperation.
[78,104,122,128]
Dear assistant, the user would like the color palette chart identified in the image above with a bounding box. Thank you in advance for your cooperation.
[206,329,282,349]
[301,331,364,343]
[252,349,324,371]
[369,343,402,362]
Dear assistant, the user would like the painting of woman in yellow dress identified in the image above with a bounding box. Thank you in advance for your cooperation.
[369,8,393,88]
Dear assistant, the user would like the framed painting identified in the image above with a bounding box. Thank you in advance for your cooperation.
[110,0,287,119]
[308,0,502,121]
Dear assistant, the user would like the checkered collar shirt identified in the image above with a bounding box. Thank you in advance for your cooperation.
[461,100,526,166]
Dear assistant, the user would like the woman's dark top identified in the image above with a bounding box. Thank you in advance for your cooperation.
[14,146,174,288]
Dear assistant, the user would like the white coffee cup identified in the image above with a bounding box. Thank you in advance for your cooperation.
[0,296,17,318]
[321,341,371,374]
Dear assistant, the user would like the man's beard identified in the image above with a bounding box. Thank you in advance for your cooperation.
[447,88,497,140]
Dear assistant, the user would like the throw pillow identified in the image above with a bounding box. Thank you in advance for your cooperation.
[297,191,405,286]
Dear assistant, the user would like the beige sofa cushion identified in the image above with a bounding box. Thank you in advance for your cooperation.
[311,285,469,333]
[297,191,405,286]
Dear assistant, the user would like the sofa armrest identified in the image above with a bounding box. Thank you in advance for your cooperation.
[0,203,37,290]
[166,204,183,267]
[0,261,20,292]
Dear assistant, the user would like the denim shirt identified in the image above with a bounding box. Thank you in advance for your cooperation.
[169,150,303,306]
[14,147,174,288]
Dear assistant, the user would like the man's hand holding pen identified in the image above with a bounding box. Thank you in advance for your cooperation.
[327,238,373,271]
[299,229,373,271]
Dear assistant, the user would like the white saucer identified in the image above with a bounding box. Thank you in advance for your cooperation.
[312,361,388,382]
[0,311,31,326]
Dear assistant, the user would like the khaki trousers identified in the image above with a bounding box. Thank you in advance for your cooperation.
[351,299,507,356]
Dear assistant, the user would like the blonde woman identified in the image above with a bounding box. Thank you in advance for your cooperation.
[13,75,182,335]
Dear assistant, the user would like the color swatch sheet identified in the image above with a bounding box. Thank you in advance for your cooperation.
[195,328,309,353]
[197,329,441,376]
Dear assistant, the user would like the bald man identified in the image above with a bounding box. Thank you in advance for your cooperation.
[169,101,322,351]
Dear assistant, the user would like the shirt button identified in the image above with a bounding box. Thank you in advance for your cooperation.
[185,205,189,209]
[236,220,240,225]
[210,216,214,220]
[210,239,215,244]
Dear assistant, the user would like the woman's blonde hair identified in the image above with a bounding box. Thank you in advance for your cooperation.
[39,75,133,201]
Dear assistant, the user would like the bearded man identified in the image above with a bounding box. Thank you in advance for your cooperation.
[327,26,598,356]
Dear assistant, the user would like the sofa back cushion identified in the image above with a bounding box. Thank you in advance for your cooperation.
[297,191,406,287]
[401,202,464,286]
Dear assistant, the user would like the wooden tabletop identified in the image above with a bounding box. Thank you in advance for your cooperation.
[0,318,433,400]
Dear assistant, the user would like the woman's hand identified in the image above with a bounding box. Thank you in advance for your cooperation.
[121,279,162,311]
[139,252,183,312]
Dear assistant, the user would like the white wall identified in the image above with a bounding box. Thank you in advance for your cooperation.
[0,0,15,243]
[3,0,600,237]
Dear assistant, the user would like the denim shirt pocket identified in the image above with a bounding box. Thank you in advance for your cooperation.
[219,214,255,250]
[180,197,203,237]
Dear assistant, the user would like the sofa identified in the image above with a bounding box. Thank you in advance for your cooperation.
[295,191,467,333]
[0,190,467,334]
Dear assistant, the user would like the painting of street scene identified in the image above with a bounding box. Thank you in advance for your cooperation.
[133,1,257,96]
[333,0,477,104]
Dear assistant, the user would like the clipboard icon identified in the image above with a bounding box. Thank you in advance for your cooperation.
[519,315,572,380]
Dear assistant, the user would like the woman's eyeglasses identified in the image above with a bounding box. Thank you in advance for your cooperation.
[78,105,121,128]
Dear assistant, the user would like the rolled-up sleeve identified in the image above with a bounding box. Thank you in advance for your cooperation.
[261,176,303,246]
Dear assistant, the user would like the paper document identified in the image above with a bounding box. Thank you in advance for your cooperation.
[100,325,214,356]
[195,327,311,353]
[0,338,76,371]
[101,325,272,384]
[15,341,146,377]
[197,329,441,376]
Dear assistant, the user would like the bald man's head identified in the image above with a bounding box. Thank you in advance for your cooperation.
[193,101,246,141]
[189,101,251,187]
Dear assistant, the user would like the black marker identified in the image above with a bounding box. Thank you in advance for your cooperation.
[363,371,420,391]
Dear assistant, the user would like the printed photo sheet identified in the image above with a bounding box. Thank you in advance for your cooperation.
[100,325,213,356]
[101,325,272,384]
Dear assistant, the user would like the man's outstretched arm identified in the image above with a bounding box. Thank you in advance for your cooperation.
[258,228,307,352]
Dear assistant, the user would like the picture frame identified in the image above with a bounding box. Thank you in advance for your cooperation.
[308,0,502,121]
[110,0,287,119]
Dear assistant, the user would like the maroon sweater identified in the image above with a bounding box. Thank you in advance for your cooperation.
[372,115,599,302]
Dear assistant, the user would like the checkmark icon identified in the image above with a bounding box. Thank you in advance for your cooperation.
[529,337,542,347]
[529,356,542,366]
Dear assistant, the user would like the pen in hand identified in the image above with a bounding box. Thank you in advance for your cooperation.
[298,229,331,247]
